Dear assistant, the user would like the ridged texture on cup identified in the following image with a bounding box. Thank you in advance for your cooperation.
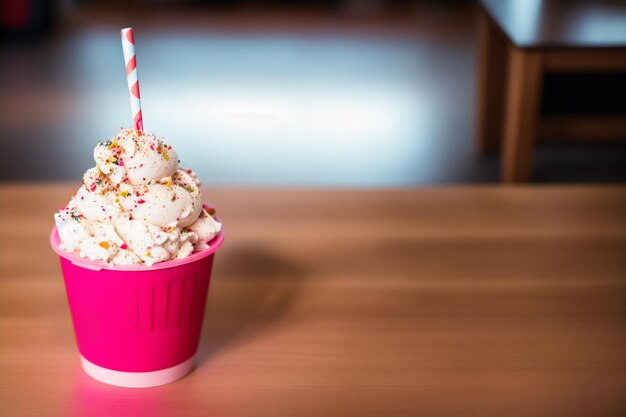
[51,228,223,372]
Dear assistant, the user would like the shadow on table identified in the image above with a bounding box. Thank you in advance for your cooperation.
[196,243,306,366]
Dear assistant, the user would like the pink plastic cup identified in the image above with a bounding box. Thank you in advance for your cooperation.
[50,227,224,388]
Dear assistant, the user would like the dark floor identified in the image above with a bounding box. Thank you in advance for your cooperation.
[1,4,624,185]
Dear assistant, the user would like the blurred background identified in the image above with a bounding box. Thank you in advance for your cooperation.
[1,0,625,186]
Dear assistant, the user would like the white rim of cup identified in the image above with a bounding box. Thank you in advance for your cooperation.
[80,354,196,388]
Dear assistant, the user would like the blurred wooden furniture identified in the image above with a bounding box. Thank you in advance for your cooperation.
[1,183,625,416]
[476,0,626,182]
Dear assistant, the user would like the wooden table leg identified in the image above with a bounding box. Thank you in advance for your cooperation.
[502,48,543,183]
[475,11,508,153]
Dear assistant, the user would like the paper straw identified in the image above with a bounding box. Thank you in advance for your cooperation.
[120,27,143,131]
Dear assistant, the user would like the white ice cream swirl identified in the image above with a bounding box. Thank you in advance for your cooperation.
[54,128,222,266]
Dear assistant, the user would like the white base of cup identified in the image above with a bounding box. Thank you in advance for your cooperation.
[80,355,196,388]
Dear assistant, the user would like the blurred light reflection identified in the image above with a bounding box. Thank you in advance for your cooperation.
[0,10,481,184]
[71,30,454,186]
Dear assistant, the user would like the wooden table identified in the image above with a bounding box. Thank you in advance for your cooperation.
[476,0,626,183]
[1,184,625,417]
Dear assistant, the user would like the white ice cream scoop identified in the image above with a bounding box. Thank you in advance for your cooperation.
[75,185,126,222]
[55,127,220,266]
[129,170,202,228]
[94,128,178,185]
[172,169,202,228]
[124,133,178,185]
[188,209,222,250]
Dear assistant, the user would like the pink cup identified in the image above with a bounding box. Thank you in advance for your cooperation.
[50,227,224,388]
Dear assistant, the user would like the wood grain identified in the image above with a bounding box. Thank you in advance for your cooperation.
[1,184,625,417]
[502,48,543,183]
[475,10,509,153]
[544,49,626,71]
[539,116,626,142]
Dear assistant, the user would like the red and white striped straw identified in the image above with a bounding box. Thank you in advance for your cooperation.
[120,27,143,131]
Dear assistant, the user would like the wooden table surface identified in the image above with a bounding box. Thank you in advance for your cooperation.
[1,184,625,417]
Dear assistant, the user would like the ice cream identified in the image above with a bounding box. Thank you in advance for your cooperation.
[54,127,222,266]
